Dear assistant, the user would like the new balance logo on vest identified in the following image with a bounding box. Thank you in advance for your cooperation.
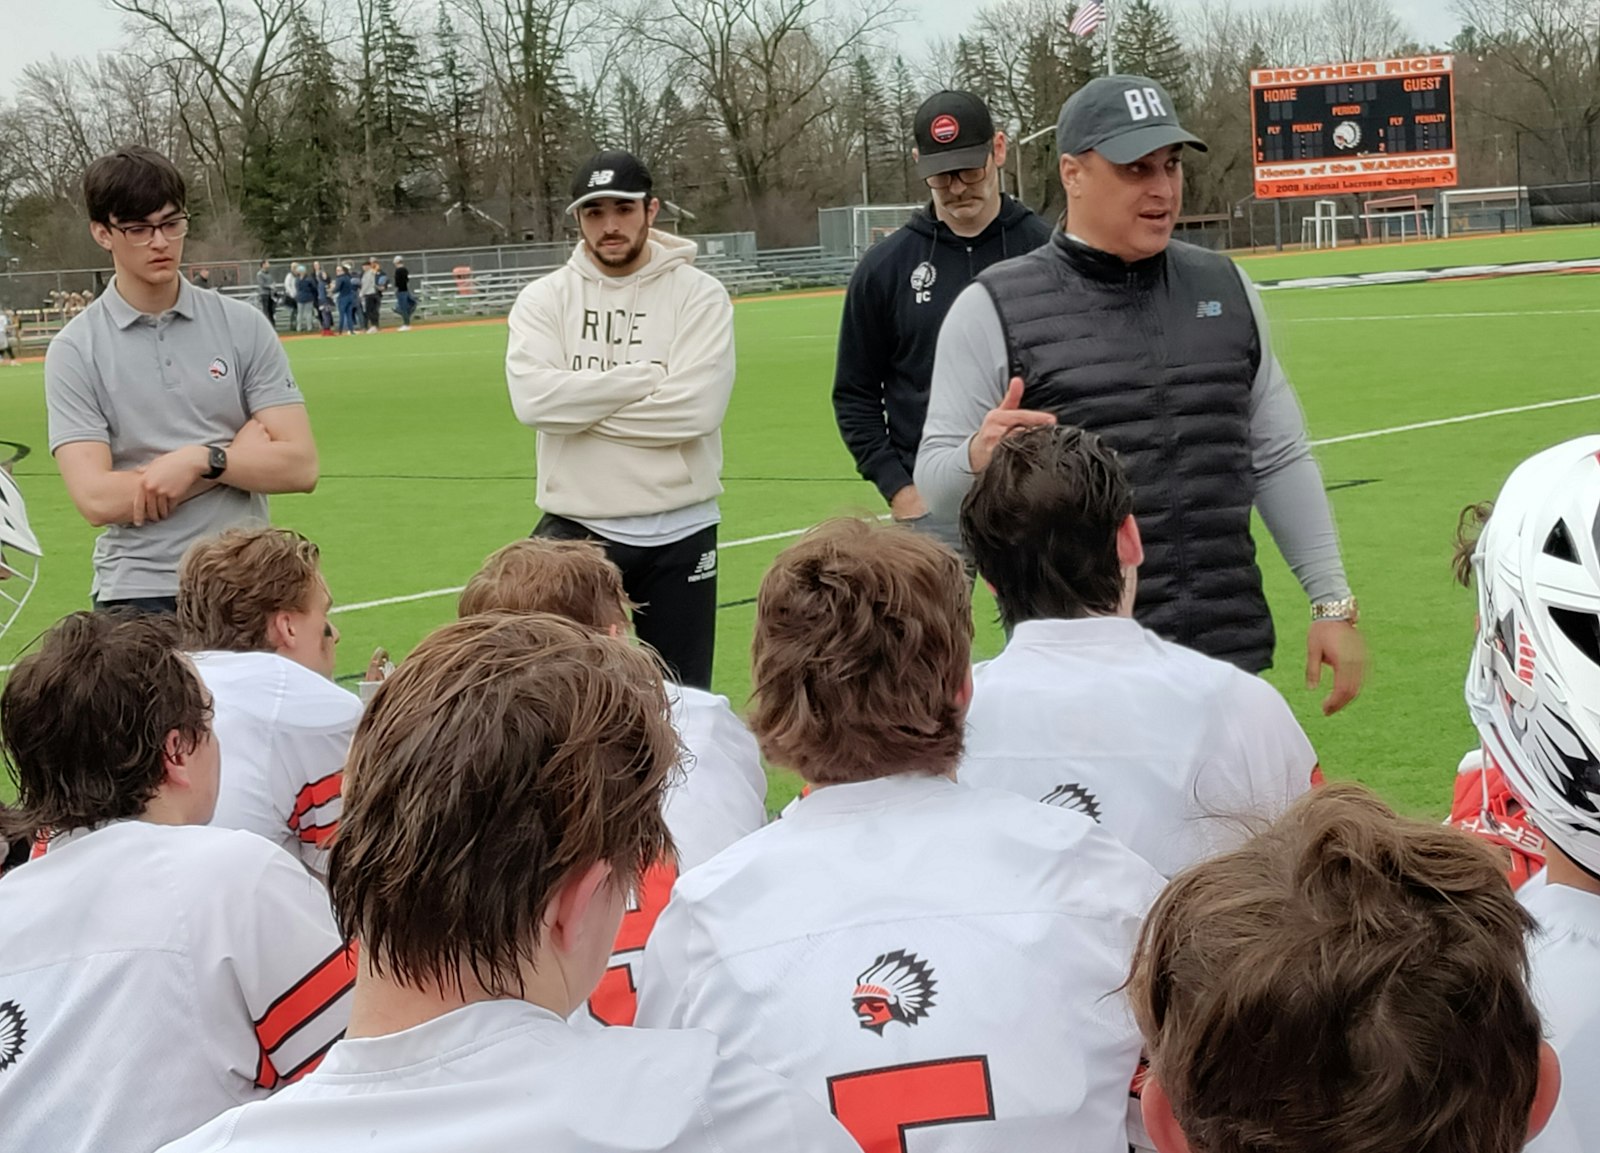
[1196,301,1223,318]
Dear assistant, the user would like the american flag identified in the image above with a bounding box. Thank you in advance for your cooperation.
[1068,0,1105,36]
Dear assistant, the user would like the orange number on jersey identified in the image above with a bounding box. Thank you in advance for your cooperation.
[827,1056,995,1153]
[586,859,678,1027]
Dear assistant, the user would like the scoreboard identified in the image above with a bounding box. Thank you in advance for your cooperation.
[1250,55,1457,199]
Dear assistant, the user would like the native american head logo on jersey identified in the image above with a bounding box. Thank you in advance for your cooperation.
[852,950,937,1034]
[0,1001,25,1072]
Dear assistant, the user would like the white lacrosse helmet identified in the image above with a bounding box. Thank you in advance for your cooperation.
[1466,436,1600,876]
[0,468,42,644]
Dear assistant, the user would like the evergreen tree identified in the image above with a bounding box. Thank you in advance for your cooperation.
[1111,0,1188,107]
[429,3,482,212]
[851,55,896,203]
[373,0,432,211]
[889,56,919,203]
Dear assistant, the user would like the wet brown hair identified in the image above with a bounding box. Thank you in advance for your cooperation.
[458,538,631,630]
[328,613,677,997]
[2,612,211,837]
[961,425,1133,628]
[1454,501,1494,588]
[178,527,324,652]
[750,518,972,784]
[1129,782,1542,1153]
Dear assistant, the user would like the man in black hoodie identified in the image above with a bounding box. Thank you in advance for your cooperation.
[831,91,1051,549]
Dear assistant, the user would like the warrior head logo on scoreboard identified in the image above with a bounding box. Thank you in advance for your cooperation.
[852,950,937,1034]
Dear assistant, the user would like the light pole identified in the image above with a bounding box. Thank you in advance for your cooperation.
[1014,125,1056,207]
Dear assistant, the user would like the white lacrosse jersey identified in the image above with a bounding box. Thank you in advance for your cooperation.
[960,617,1317,877]
[0,820,355,1153]
[584,684,767,1027]
[636,774,1162,1153]
[1522,882,1600,1153]
[157,999,860,1153]
[194,650,362,874]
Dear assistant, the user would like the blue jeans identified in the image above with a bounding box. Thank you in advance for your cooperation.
[338,299,358,332]
[396,290,416,324]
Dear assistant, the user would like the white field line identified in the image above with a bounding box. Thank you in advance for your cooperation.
[326,523,829,616]
[4,389,1596,666]
[1283,308,1600,323]
[1309,392,1600,447]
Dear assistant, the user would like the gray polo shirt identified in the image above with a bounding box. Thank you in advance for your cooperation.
[45,276,305,600]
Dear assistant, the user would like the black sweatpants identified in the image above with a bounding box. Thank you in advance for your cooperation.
[363,295,381,329]
[533,513,717,690]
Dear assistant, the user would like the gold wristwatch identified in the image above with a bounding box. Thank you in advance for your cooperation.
[1311,596,1359,624]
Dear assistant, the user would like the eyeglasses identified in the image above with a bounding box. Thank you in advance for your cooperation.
[109,215,190,246]
[926,164,991,189]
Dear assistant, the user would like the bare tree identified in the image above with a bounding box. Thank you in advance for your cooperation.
[628,0,903,238]
[1319,0,1406,62]
[108,0,308,205]
[454,0,592,238]
[1452,0,1600,182]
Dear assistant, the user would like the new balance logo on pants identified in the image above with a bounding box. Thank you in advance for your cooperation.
[686,550,718,584]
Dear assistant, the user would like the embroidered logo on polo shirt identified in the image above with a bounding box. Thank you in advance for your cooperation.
[208,357,230,380]
[852,950,937,1034]
[0,1001,26,1072]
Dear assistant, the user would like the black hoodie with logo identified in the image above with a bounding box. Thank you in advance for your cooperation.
[831,194,1052,502]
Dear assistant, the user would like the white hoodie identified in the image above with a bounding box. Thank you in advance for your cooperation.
[506,231,736,521]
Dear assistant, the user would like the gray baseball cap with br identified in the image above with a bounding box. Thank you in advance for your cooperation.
[1056,76,1207,164]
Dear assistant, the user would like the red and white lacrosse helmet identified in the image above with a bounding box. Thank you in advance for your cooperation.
[1466,436,1600,877]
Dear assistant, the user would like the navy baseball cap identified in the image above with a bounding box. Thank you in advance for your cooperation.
[914,91,997,179]
[567,150,653,213]
[1056,76,1206,164]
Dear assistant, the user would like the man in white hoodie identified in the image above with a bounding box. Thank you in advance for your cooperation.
[505,150,735,691]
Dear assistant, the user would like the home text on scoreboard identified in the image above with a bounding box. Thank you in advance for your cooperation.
[1248,55,1457,200]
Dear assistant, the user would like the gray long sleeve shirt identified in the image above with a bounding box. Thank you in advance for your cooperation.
[914,267,1351,606]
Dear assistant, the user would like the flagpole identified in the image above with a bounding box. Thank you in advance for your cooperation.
[1105,0,1115,76]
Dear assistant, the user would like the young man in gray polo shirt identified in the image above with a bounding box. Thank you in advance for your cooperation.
[46,146,319,613]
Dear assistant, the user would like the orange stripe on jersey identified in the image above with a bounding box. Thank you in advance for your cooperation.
[1310,764,1326,787]
[281,1034,340,1085]
[296,821,338,847]
[288,772,343,830]
[29,832,50,861]
[255,943,357,1054]
[255,1048,280,1092]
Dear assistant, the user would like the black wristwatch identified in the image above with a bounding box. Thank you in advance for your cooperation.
[203,445,227,480]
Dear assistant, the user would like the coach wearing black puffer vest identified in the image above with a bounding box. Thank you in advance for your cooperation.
[832,91,1050,554]
[917,76,1365,714]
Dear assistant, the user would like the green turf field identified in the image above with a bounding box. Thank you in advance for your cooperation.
[3,229,1599,815]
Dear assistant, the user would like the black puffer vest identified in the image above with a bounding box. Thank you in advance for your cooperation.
[977,232,1274,671]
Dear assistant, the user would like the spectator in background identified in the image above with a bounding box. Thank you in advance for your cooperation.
[360,258,380,333]
[0,308,17,365]
[192,268,211,291]
[333,264,356,334]
[255,259,276,327]
[312,261,333,335]
[393,256,414,330]
[294,264,316,332]
[282,265,297,313]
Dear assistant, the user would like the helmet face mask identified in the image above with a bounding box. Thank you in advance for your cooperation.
[0,468,41,647]
[1467,438,1600,876]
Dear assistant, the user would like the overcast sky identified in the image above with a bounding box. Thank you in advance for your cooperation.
[0,0,1462,96]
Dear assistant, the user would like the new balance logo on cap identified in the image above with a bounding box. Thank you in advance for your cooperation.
[567,150,653,214]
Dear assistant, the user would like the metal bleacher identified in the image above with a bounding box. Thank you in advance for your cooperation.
[753,247,859,289]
